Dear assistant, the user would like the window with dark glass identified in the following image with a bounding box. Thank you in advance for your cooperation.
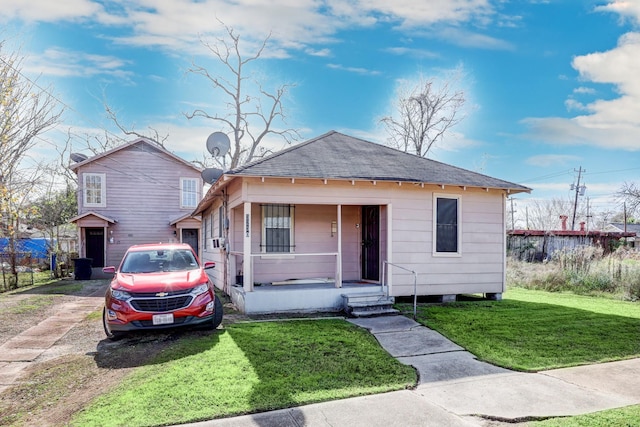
[436,197,458,253]
[262,204,294,253]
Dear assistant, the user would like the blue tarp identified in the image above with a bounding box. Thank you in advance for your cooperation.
[0,238,52,259]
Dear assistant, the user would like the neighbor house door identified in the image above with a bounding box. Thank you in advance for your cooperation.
[85,228,105,267]
[361,205,380,281]
[182,229,199,254]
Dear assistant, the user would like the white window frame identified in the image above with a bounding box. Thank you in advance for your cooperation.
[83,173,106,208]
[261,204,295,253]
[180,178,199,209]
[432,193,462,257]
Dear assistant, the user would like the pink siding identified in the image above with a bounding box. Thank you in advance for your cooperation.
[75,143,202,267]
[201,177,508,298]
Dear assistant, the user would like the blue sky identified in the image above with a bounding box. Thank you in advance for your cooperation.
[2,0,640,224]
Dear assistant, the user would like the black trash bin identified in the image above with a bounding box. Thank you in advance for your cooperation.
[74,258,93,280]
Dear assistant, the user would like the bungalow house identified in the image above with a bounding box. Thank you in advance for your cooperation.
[69,138,203,276]
[194,131,530,314]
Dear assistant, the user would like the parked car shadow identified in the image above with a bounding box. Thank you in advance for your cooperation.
[93,326,225,369]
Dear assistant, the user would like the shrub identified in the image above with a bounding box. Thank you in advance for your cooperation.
[507,246,640,300]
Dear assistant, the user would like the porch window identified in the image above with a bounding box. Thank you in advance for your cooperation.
[181,178,198,208]
[262,204,294,253]
[83,173,106,207]
[434,195,461,255]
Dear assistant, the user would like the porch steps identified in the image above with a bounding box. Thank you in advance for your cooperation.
[342,293,399,318]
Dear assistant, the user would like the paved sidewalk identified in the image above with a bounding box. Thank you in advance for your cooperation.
[0,290,105,394]
[179,315,640,427]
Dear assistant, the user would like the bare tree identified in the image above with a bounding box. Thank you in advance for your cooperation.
[618,182,640,218]
[516,198,589,231]
[104,102,169,148]
[185,22,299,169]
[380,69,466,157]
[1,43,64,186]
[1,43,64,286]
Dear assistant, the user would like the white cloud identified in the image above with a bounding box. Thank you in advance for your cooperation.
[595,1,640,25]
[573,86,595,95]
[23,47,134,80]
[3,0,503,58]
[526,154,581,167]
[521,31,640,151]
[326,63,381,75]
[383,47,440,59]
[0,0,102,22]
[354,0,494,28]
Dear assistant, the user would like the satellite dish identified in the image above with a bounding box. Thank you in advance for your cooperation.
[206,132,230,158]
[201,168,224,184]
[70,153,88,163]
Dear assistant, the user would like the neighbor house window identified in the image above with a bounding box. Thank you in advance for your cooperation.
[434,195,461,255]
[83,173,106,207]
[218,206,225,238]
[262,204,294,253]
[181,178,198,208]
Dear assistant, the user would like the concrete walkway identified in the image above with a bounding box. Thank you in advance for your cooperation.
[181,315,640,427]
[0,292,105,394]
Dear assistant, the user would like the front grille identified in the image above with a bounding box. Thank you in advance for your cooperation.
[130,296,192,312]
[128,289,191,298]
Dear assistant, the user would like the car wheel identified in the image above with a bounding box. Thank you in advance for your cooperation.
[210,296,224,330]
[102,307,125,341]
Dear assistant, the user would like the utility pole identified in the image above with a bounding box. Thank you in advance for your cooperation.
[509,198,516,230]
[571,166,586,231]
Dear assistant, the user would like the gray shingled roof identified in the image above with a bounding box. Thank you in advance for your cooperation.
[228,131,530,193]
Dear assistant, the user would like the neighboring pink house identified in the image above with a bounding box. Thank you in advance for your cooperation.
[69,138,203,276]
[194,131,530,314]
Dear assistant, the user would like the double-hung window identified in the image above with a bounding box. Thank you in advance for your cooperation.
[83,173,106,207]
[262,204,294,253]
[181,178,198,208]
[434,194,461,255]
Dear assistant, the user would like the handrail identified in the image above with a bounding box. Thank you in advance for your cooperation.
[382,261,418,320]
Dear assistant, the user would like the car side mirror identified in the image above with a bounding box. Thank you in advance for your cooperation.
[102,266,116,274]
[203,262,216,270]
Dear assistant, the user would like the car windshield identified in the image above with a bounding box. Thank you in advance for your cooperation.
[120,249,198,273]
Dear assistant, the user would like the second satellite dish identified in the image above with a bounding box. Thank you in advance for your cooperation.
[201,168,224,184]
[206,132,230,157]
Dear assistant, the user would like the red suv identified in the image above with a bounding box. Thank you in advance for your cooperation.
[102,243,222,340]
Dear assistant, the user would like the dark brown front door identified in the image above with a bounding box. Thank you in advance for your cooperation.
[361,206,380,281]
[85,228,104,267]
[182,229,199,254]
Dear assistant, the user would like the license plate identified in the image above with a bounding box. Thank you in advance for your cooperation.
[152,313,174,325]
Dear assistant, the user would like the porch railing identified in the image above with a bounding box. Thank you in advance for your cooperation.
[229,251,340,289]
[382,261,418,320]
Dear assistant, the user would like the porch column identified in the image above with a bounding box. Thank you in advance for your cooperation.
[386,204,392,293]
[336,204,342,288]
[243,202,253,292]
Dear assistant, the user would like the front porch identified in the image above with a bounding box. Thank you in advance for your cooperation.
[229,280,387,315]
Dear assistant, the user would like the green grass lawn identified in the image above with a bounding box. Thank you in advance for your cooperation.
[399,287,640,372]
[71,319,416,427]
[530,404,640,427]
[396,288,640,426]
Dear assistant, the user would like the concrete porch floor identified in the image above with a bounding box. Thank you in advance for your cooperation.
[228,280,386,315]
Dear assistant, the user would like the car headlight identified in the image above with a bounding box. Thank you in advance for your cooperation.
[191,283,209,296]
[111,289,131,301]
